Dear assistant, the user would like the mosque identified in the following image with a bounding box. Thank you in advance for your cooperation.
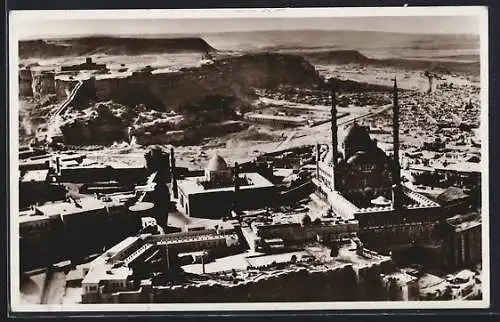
[174,152,276,218]
[313,79,443,252]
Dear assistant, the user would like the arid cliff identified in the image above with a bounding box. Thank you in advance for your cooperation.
[19,36,216,59]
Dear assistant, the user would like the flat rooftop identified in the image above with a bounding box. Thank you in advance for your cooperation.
[19,210,49,224]
[447,215,481,233]
[178,172,274,195]
[83,236,142,285]
[36,197,106,218]
[20,169,49,182]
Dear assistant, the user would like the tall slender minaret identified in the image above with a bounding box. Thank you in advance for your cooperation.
[233,162,240,213]
[315,142,320,179]
[330,83,339,191]
[392,78,402,209]
[170,147,178,199]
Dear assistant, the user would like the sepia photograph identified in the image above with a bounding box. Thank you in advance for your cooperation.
[8,6,489,312]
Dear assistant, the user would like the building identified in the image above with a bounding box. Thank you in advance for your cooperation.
[245,215,359,252]
[19,168,67,209]
[61,57,107,72]
[446,269,481,300]
[418,273,451,300]
[381,272,419,301]
[176,153,276,218]
[19,193,140,270]
[54,159,148,184]
[243,112,307,127]
[444,213,482,269]
[81,229,239,303]
[408,161,481,190]
[313,80,443,252]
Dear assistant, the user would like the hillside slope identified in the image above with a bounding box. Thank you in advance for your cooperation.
[302,50,479,75]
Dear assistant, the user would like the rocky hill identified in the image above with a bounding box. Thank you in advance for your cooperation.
[303,50,479,75]
[90,52,322,112]
[304,50,371,64]
[19,36,216,59]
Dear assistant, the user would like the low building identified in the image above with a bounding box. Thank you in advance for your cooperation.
[434,162,481,189]
[19,169,60,209]
[251,217,359,248]
[244,112,307,127]
[436,186,473,215]
[55,162,148,184]
[381,272,419,301]
[446,269,481,300]
[418,273,451,300]
[81,229,240,303]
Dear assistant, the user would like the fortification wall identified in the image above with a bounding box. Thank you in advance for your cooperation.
[107,259,396,303]
[19,69,33,96]
[66,54,321,112]
[55,79,79,102]
[359,221,439,253]
[32,72,56,98]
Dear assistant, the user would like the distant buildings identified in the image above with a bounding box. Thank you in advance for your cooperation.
[61,57,107,72]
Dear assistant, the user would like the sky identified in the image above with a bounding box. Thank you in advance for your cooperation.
[12,14,480,40]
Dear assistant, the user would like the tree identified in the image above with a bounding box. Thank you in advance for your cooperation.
[313,218,322,225]
[301,214,312,226]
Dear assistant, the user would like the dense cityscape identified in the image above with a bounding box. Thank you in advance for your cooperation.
[14,20,483,307]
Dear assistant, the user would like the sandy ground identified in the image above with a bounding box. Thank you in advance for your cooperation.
[82,99,385,171]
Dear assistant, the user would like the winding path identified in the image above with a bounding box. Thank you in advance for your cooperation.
[46,80,84,141]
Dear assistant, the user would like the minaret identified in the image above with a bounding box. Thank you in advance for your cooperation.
[330,83,339,191]
[392,78,402,210]
[233,162,240,213]
[170,147,178,199]
[315,143,320,179]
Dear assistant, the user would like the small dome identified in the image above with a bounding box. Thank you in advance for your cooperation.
[206,153,228,171]
[371,196,392,206]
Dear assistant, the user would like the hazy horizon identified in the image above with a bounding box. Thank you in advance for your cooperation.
[14,16,480,40]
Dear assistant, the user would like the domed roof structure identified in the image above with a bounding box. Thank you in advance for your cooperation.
[342,123,375,158]
[371,195,392,206]
[206,153,229,172]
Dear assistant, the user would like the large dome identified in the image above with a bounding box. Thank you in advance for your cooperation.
[206,154,229,172]
[343,123,375,158]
